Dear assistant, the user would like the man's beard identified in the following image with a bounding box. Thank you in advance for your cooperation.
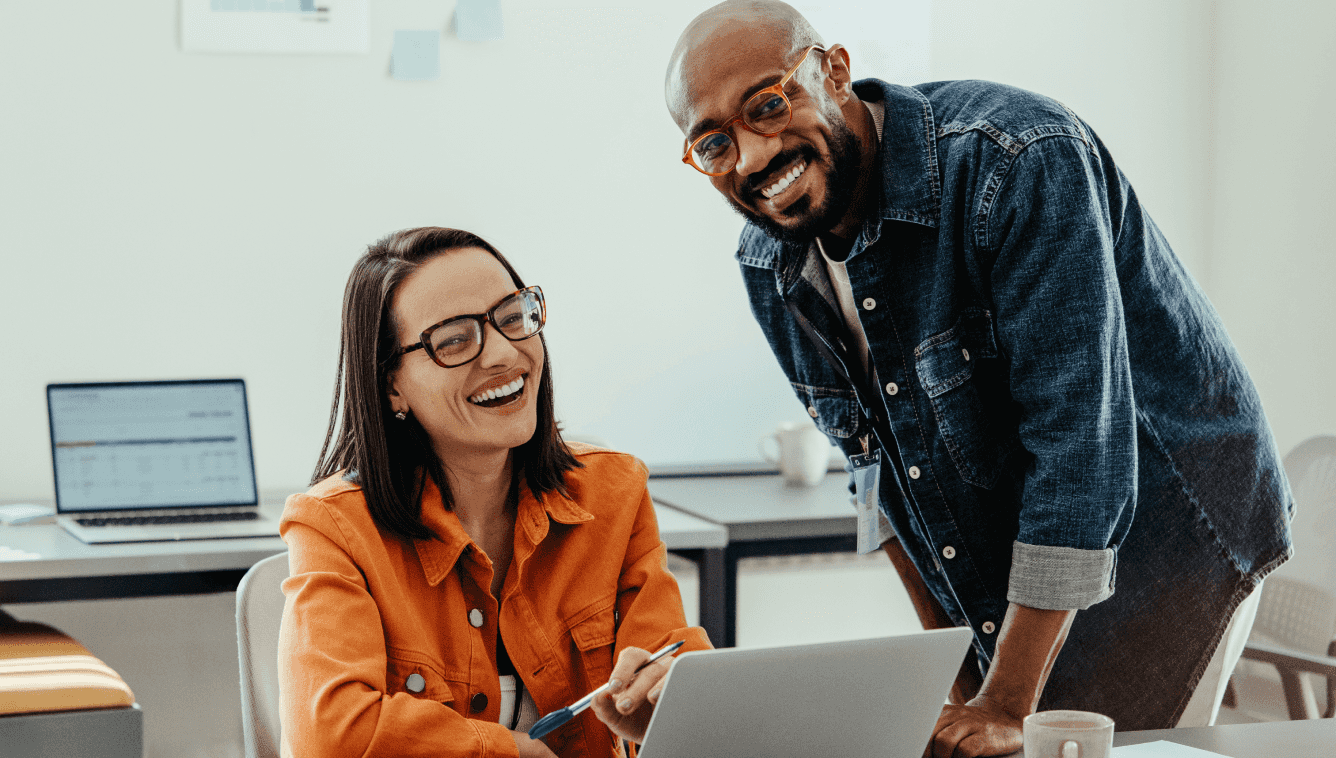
[727,118,861,243]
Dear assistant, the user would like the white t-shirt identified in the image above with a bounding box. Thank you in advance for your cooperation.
[816,97,895,552]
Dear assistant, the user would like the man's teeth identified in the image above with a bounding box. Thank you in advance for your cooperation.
[761,162,806,199]
[469,376,524,405]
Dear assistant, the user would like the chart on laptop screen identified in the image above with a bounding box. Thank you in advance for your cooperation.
[48,382,258,511]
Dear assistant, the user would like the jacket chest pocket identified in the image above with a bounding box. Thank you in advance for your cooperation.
[387,651,456,705]
[915,310,1009,489]
[565,593,617,688]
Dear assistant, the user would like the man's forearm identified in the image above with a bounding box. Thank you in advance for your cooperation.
[880,537,983,702]
[974,602,1077,716]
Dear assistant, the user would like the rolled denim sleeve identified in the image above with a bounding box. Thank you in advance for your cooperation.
[986,133,1137,611]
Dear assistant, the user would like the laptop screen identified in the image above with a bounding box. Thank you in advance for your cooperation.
[47,380,259,513]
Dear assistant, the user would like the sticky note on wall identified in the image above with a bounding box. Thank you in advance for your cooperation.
[455,0,504,41]
[392,30,440,81]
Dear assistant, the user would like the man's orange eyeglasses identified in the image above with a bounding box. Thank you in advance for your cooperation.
[681,45,826,176]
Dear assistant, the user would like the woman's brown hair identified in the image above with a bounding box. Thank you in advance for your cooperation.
[313,227,581,541]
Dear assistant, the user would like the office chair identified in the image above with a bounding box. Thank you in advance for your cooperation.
[1226,436,1336,720]
[236,552,290,758]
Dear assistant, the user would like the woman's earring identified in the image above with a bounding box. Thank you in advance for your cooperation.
[395,411,407,421]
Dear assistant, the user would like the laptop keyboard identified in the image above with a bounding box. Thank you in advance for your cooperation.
[74,511,260,527]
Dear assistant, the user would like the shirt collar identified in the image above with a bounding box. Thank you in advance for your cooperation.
[413,472,594,587]
[853,78,941,229]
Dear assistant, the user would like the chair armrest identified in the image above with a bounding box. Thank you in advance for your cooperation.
[1240,641,1336,719]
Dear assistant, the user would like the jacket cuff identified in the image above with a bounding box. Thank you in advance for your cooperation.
[1006,541,1116,610]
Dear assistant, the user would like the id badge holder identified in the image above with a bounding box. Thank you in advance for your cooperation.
[849,435,892,553]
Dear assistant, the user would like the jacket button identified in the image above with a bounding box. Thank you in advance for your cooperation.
[908,466,921,480]
[807,405,818,418]
[885,382,899,396]
[981,621,996,634]
[962,348,970,362]
[862,298,876,310]
[470,693,488,712]
[469,608,484,628]
[942,545,956,559]
[406,673,425,693]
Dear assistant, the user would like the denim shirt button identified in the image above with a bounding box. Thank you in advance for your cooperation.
[962,348,970,361]
[981,621,996,634]
[908,466,921,480]
[885,382,899,396]
[862,298,876,310]
[942,545,956,559]
[807,405,818,418]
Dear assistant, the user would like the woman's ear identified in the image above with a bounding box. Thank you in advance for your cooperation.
[385,370,407,416]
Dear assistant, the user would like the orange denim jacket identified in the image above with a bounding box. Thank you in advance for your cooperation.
[277,446,711,758]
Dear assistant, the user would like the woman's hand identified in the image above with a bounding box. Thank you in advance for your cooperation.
[590,647,675,744]
[511,730,558,758]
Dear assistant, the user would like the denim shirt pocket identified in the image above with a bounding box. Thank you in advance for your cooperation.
[915,310,1008,488]
[790,382,860,440]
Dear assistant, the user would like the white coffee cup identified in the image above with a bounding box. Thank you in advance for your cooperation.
[1023,710,1114,758]
[759,421,829,486]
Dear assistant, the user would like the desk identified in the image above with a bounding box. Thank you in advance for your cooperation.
[0,494,729,641]
[649,472,856,647]
[1003,717,1336,757]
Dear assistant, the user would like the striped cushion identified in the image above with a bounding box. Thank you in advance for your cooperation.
[0,620,135,715]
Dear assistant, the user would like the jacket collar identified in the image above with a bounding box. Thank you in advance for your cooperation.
[413,473,594,587]
[735,78,941,274]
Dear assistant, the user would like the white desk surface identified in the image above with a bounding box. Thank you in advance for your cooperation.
[0,490,725,584]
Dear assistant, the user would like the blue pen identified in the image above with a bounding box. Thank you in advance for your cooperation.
[527,640,685,741]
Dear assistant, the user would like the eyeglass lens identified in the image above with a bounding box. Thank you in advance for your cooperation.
[690,90,792,174]
[429,289,544,366]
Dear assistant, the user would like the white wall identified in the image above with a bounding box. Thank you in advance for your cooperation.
[0,0,813,500]
[1211,0,1336,457]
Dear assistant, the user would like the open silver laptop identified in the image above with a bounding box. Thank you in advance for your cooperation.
[638,628,974,758]
[48,379,278,544]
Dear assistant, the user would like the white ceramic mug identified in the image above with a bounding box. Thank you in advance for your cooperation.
[759,421,829,486]
[1022,710,1114,758]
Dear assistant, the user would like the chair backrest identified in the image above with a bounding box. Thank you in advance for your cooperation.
[236,552,289,758]
[1250,575,1336,655]
[1277,435,1336,593]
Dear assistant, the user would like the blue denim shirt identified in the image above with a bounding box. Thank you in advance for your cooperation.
[736,79,1294,728]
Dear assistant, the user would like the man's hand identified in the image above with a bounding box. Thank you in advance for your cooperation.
[511,730,558,758]
[927,602,1077,757]
[589,646,675,744]
[927,697,1024,758]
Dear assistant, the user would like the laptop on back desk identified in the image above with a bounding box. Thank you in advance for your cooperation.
[47,379,278,544]
[637,627,975,758]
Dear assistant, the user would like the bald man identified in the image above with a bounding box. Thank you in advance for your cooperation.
[665,2,1292,756]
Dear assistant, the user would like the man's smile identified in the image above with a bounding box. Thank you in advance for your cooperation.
[761,160,807,200]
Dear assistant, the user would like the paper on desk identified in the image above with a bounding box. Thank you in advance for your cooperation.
[0,545,42,561]
[1112,741,1229,757]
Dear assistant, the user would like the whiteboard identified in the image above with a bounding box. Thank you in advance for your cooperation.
[0,0,928,492]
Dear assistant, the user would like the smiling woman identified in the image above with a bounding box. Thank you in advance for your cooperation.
[276,227,712,758]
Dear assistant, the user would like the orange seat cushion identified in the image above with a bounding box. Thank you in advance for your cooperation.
[0,619,135,716]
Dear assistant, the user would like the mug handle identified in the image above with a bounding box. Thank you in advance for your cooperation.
[1061,740,1080,758]
[759,435,780,464]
